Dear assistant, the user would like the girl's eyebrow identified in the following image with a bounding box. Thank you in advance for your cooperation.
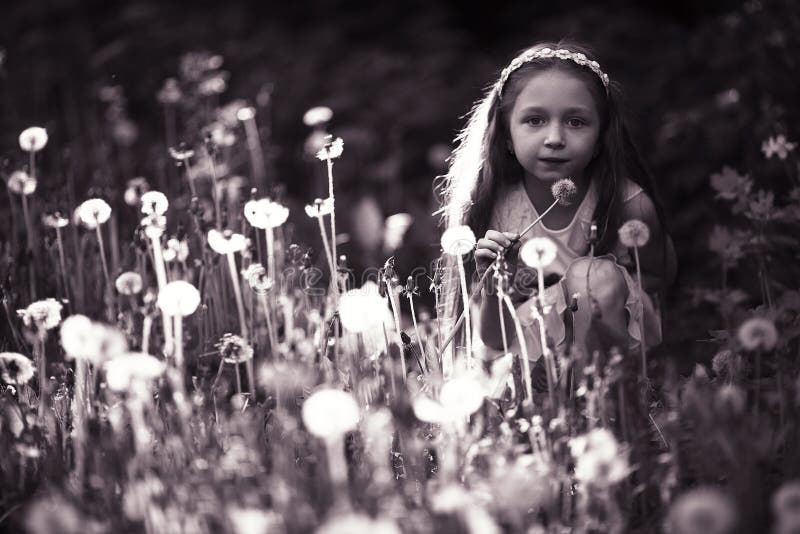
[518,105,593,115]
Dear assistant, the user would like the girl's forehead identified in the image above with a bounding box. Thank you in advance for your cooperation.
[511,69,598,114]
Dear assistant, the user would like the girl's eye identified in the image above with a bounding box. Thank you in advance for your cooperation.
[567,118,586,127]
[526,117,544,126]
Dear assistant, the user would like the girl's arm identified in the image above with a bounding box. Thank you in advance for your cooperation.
[619,192,677,294]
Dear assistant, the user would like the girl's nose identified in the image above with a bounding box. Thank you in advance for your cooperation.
[544,124,565,148]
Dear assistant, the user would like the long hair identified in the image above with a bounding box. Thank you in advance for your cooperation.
[434,39,670,333]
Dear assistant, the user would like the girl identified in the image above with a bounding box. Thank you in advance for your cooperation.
[437,40,677,364]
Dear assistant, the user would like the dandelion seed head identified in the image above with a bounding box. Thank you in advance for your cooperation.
[42,211,69,229]
[315,513,401,534]
[207,229,247,254]
[140,190,169,216]
[304,197,334,218]
[104,352,166,393]
[520,237,557,269]
[244,198,289,229]
[338,283,390,334]
[236,106,256,122]
[77,198,112,229]
[439,374,485,419]
[315,136,344,161]
[7,170,37,195]
[60,315,128,364]
[157,281,200,317]
[19,126,48,152]
[302,106,333,127]
[301,388,359,439]
[124,177,150,206]
[216,334,253,364]
[618,219,650,248]
[568,428,629,487]
[665,487,737,534]
[115,272,143,295]
[156,77,182,105]
[737,317,778,351]
[0,352,35,385]
[18,298,63,331]
[141,213,167,239]
[551,178,577,206]
[440,225,476,256]
[162,238,189,263]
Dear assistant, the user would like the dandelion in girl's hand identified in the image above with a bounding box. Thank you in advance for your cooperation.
[216,334,254,364]
[568,428,629,487]
[42,211,69,229]
[304,197,334,218]
[115,272,143,295]
[551,178,577,206]
[0,352,35,385]
[618,219,650,248]
[520,237,557,269]
[140,190,169,216]
[737,317,778,351]
[157,281,200,317]
[7,170,36,195]
[18,298,63,331]
[665,487,737,534]
[124,177,150,206]
[302,388,360,439]
[761,134,796,160]
[77,198,112,229]
[338,282,390,333]
[315,136,344,161]
[243,198,289,229]
[440,225,477,256]
[162,238,189,263]
[244,263,273,294]
[104,352,166,393]
[207,229,247,254]
[18,126,48,152]
[302,106,333,127]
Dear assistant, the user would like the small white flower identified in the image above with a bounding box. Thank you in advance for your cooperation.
[115,272,143,295]
[77,198,112,229]
[18,298,63,331]
[440,225,476,256]
[302,106,333,127]
[207,229,247,254]
[304,197,334,218]
[7,170,36,195]
[761,134,797,160]
[302,388,360,439]
[439,374,486,419]
[618,219,650,248]
[243,198,289,229]
[157,281,200,316]
[737,317,778,351]
[19,126,48,152]
[104,352,166,393]
[141,213,166,239]
[520,237,557,269]
[60,315,128,364]
[315,136,344,161]
[140,191,169,216]
[0,352,36,385]
[124,177,150,206]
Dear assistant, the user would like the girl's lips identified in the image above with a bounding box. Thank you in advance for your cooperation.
[539,158,569,164]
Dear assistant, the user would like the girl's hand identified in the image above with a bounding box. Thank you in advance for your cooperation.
[475,230,519,280]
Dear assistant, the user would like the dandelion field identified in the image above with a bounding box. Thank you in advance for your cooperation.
[2,2,800,533]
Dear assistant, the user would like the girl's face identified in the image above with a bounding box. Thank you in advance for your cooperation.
[507,69,601,185]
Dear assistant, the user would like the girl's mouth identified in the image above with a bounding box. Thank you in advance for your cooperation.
[539,157,569,164]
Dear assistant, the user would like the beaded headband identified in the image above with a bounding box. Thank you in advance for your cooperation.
[496,47,610,97]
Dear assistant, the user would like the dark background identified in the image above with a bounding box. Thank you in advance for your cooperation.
[1,0,798,366]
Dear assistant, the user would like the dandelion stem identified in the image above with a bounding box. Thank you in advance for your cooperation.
[259,293,278,355]
[633,245,648,382]
[234,361,242,395]
[325,160,338,298]
[385,283,407,380]
[35,338,46,418]
[530,304,555,411]
[502,295,533,407]
[457,258,472,370]
[408,294,428,373]
[174,315,183,370]
[95,226,112,298]
[315,214,337,294]
[55,227,71,309]
[243,116,267,192]
[226,251,255,394]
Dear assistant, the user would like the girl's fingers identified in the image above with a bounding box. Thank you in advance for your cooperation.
[474,248,498,260]
[476,238,504,254]
[484,230,513,248]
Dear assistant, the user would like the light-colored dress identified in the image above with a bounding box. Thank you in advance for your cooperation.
[476,177,663,361]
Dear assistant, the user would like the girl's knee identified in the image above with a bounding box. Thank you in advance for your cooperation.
[563,257,627,305]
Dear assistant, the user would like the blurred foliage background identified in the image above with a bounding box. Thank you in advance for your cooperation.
[1,0,798,369]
